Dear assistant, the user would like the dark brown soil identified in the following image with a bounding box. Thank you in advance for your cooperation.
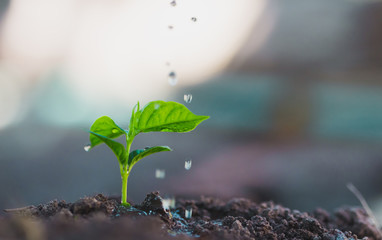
[1,192,381,240]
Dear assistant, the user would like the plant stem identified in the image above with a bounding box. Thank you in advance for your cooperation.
[121,136,134,207]
[121,169,130,206]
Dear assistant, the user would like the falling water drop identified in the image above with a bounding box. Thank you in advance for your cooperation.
[191,17,197,22]
[183,94,192,103]
[84,144,91,152]
[184,158,192,170]
[168,25,174,30]
[170,0,176,6]
[185,206,193,219]
[155,169,166,179]
[168,71,177,86]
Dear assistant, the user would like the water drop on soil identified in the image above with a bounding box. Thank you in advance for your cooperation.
[184,159,192,170]
[191,17,197,22]
[168,71,177,86]
[155,169,166,179]
[163,196,176,210]
[183,94,192,103]
[84,144,91,152]
[185,207,192,219]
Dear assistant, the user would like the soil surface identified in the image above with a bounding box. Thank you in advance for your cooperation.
[1,192,381,240]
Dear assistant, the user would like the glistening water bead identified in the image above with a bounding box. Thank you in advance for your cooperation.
[184,159,192,170]
[162,197,176,210]
[184,94,192,103]
[155,169,166,179]
[84,144,91,152]
[185,207,193,219]
[168,71,177,86]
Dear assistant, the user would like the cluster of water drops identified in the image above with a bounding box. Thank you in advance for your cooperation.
[166,0,197,88]
[158,0,197,183]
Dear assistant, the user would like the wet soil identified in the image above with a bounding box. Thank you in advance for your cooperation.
[1,192,381,240]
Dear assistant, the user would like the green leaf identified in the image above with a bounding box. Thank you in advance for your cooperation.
[135,101,209,134]
[128,102,140,138]
[88,131,128,165]
[128,146,172,167]
[89,116,126,148]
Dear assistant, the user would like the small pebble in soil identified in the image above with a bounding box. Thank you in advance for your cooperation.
[155,169,166,179]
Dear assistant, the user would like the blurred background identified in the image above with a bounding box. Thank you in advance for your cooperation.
[1,0,382,219]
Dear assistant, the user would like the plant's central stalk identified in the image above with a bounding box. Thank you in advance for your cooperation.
[121,136,133,207]
[121,168,129,206]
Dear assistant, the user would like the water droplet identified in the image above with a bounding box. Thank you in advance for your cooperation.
[154,103,160,110]
[168,71,177,86]
[155,169,166,179]
[185,206,193,219]
[162,197,176,210]
[170,0,176,6]
[112,129,119,134]
[170,198,176,209]
[144,146,150,150]
[183,94,192,103]
[84,144,91,152]
[168,25,174,30]
[184,158,192,170]
[191,17,197,22]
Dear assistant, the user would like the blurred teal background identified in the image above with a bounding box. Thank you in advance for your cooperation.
[1,0,382,220]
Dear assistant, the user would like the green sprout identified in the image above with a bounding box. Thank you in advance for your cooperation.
[86,100,209,207]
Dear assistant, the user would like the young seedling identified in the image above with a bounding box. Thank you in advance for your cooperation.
[86,100,209,207]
